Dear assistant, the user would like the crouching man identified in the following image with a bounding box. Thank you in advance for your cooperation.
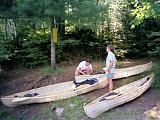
[75,60,93,76]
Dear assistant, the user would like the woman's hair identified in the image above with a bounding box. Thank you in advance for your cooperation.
[107,45,114,52]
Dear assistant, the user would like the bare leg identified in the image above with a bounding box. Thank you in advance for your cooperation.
[75,69,80,76]
[108,78,113,92]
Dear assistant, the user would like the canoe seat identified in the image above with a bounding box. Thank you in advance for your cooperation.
[24,93,39,97]
[99,92,121,102]
[140,77,150,86]
[14,93,39,98]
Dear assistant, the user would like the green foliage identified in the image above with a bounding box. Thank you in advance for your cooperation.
[71,28,107,58]
[66,0,109,31]
[55,39,81,63]
[149,47,160,57]
[21,33,50,68]
[0,0,17,18]
[151,63,160,88]
[0,37,13,62]
[16,0,65,18]
[148,31,160,57]
[129,0,160,28]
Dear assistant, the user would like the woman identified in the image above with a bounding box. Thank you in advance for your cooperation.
[105,45,117,92]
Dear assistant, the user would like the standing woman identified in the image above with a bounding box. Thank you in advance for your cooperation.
[105,45,117,92]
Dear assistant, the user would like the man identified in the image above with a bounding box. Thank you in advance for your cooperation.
[75,60,93,76]
[105,45,117,92]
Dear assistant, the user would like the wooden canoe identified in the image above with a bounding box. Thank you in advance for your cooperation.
[83,73,155,118]
[75,61,152,83]
[1,77,108,107]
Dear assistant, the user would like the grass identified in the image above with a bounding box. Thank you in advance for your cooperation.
[151,62,160,88]
[0,111,18,120]
[41,66,65,77]
[97,108,144,120]
[31,96,86,120]
[31,96,145,120]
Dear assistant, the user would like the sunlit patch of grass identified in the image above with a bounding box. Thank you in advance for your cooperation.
[116,61,125,68]
[31,96,86,120]
[58,97,85,120]
[41,66,65,77]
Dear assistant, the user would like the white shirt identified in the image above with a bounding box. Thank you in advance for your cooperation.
[76,61,93,71]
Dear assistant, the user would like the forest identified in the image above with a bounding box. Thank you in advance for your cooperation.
[0,0,160,120]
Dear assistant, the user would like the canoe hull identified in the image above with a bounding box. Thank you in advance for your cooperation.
[1,78,108,107]
[75,62,152,83]
[83,74,154,118]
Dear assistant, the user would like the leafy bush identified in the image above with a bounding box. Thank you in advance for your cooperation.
[148,47,160,57]
[147,31,160,57]
[152,63,160,88]
[55,39,81,63]
[21,33,50,68]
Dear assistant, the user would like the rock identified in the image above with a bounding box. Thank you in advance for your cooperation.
[69,103,76,108]
[144,107,160,120]
[55,108,64,117]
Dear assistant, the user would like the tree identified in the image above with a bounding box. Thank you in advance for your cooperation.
[15,0,109,68]
[129,0,160,28]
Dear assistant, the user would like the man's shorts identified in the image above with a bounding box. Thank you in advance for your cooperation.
[105,73,114,79]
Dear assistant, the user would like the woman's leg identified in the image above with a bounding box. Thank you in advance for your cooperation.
[108,78,113,92]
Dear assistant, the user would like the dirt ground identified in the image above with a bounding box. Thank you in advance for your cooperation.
[0,59,159,120]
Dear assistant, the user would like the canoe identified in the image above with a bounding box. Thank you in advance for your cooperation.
[83,73,155,118]
[1,77,108,107]
[75,61,152,83]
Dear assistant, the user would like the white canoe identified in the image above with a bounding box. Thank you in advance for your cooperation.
[75,61,152,83]
[83,73,154,118]
[1,77,108,107]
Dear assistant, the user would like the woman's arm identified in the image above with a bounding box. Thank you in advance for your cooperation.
[107,61,114,73]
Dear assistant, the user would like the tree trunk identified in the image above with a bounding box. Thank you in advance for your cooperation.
[5,19,17,40]
[50,18,56,68]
